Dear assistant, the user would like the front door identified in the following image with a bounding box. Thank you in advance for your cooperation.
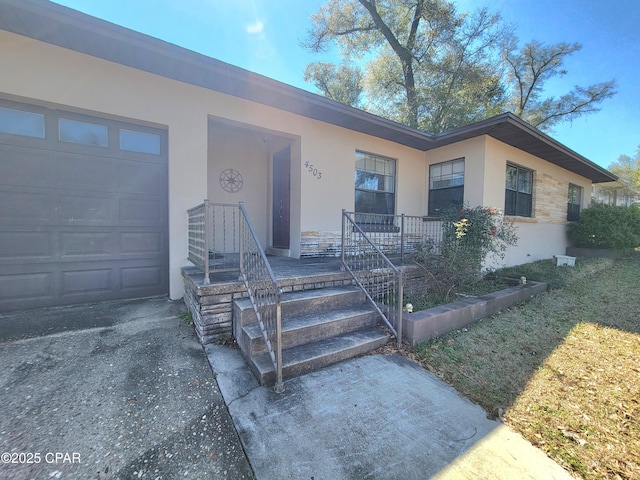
[272,146,291,249]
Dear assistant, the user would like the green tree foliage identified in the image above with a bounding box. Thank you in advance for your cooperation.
[303,0,507,132]
[303,0,616,133]
[609,148,640,192]
[303,62,364,107]
[503,40,616,131]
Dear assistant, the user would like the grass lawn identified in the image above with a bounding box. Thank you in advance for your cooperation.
[411,254,640,480]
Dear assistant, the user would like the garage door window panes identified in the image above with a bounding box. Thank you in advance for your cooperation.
[119,129,161,154]
[0,106,45,138]
[59,118,108,147]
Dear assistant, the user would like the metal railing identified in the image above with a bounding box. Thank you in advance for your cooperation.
[350,212,443,264]
[341,210,403,348]
[187,201,209,283]
[187,201,241,284]
[187,201,283,391]
[238,203,284,393]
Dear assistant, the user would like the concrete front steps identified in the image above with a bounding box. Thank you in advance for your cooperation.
[233,285,390,385]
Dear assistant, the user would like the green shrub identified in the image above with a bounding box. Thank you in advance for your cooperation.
[568,204,640,250]
[413,205,518,296]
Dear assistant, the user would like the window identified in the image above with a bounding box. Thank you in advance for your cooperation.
[428,158,464,216]
[567,184,582,221]
[0,106,45,138]
[505,163,533,217]
[354,151,396,225]
[59,118,108,147]
[119,129,161,154]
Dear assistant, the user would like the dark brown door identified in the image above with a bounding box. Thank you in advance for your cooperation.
[272,146,290,249]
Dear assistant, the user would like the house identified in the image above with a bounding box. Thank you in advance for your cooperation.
[592,183,639,207]
[0,0,616,314]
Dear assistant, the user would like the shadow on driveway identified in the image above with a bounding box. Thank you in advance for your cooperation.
[0,297,253,480]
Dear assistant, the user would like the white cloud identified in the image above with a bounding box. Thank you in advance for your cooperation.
[246,20,264,34]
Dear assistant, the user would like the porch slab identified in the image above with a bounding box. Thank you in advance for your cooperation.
[183,256,351,290]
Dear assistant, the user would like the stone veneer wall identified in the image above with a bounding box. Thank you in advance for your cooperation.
[182,266,355,345]
[300,231,342,257]
[534,172,568,224]
[183,269,248,344]
[300,230,438,258]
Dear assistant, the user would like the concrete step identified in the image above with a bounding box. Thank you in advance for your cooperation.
[250,327,390,386]
[241,304,380,356]
[233,286,366,328]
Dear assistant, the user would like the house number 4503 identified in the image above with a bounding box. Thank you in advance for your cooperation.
[304,161,322,180]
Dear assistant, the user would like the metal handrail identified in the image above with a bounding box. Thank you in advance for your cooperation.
[188,201,243,283]
[238,203,284,393]
[346,212,443,264]
[187,201,210,284]
[341,210,403,349]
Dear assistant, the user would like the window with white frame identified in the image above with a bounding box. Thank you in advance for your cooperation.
[428,158,464,216]
[505,163,533,217]
[354,151,396,224]
[355,152,396,215]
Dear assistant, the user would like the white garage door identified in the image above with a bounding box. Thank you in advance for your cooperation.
[0,99,168,312]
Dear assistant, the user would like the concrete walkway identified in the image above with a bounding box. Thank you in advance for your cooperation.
[1,296,575,479]
[207,345,575,480]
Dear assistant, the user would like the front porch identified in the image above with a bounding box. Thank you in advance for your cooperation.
[183,255,394,385]
[184,202,440,388]
[182,256,353,344]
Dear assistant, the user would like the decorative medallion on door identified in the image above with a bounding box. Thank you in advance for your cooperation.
[219,168,243,193]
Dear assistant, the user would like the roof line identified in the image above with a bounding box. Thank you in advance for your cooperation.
[0,0,616,182]
[435,113,616,182]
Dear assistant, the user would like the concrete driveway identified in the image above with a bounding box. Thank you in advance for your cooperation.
[0,297,253,480]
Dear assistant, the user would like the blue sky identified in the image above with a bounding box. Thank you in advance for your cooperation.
[53,0,639,169]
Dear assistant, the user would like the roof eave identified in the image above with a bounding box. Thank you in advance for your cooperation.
[0,0,616,183]
[431,113,617,183]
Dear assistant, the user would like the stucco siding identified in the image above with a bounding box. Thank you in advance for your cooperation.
[484,137,592,266]
[502,222,570,267]
[286,106,429,256]
[425,137,487,208]
[426,136,594,268]
[0,27,599,306]
[0,29,433,297]
[0,30,211,302]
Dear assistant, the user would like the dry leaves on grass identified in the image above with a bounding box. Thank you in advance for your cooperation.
[408,255,640,479]
[505,322,640,480]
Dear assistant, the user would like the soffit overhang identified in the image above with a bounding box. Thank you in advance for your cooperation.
[0,0,616,183]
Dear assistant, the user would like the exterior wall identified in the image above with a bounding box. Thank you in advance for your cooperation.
[0,30,209,302]
[0,30,429,300]
[425,137,487,208]
[296,120,428,256]
[483,137,593,267]
[0,28,600,306]
[207,123,293,248]
[426,136,594,268]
